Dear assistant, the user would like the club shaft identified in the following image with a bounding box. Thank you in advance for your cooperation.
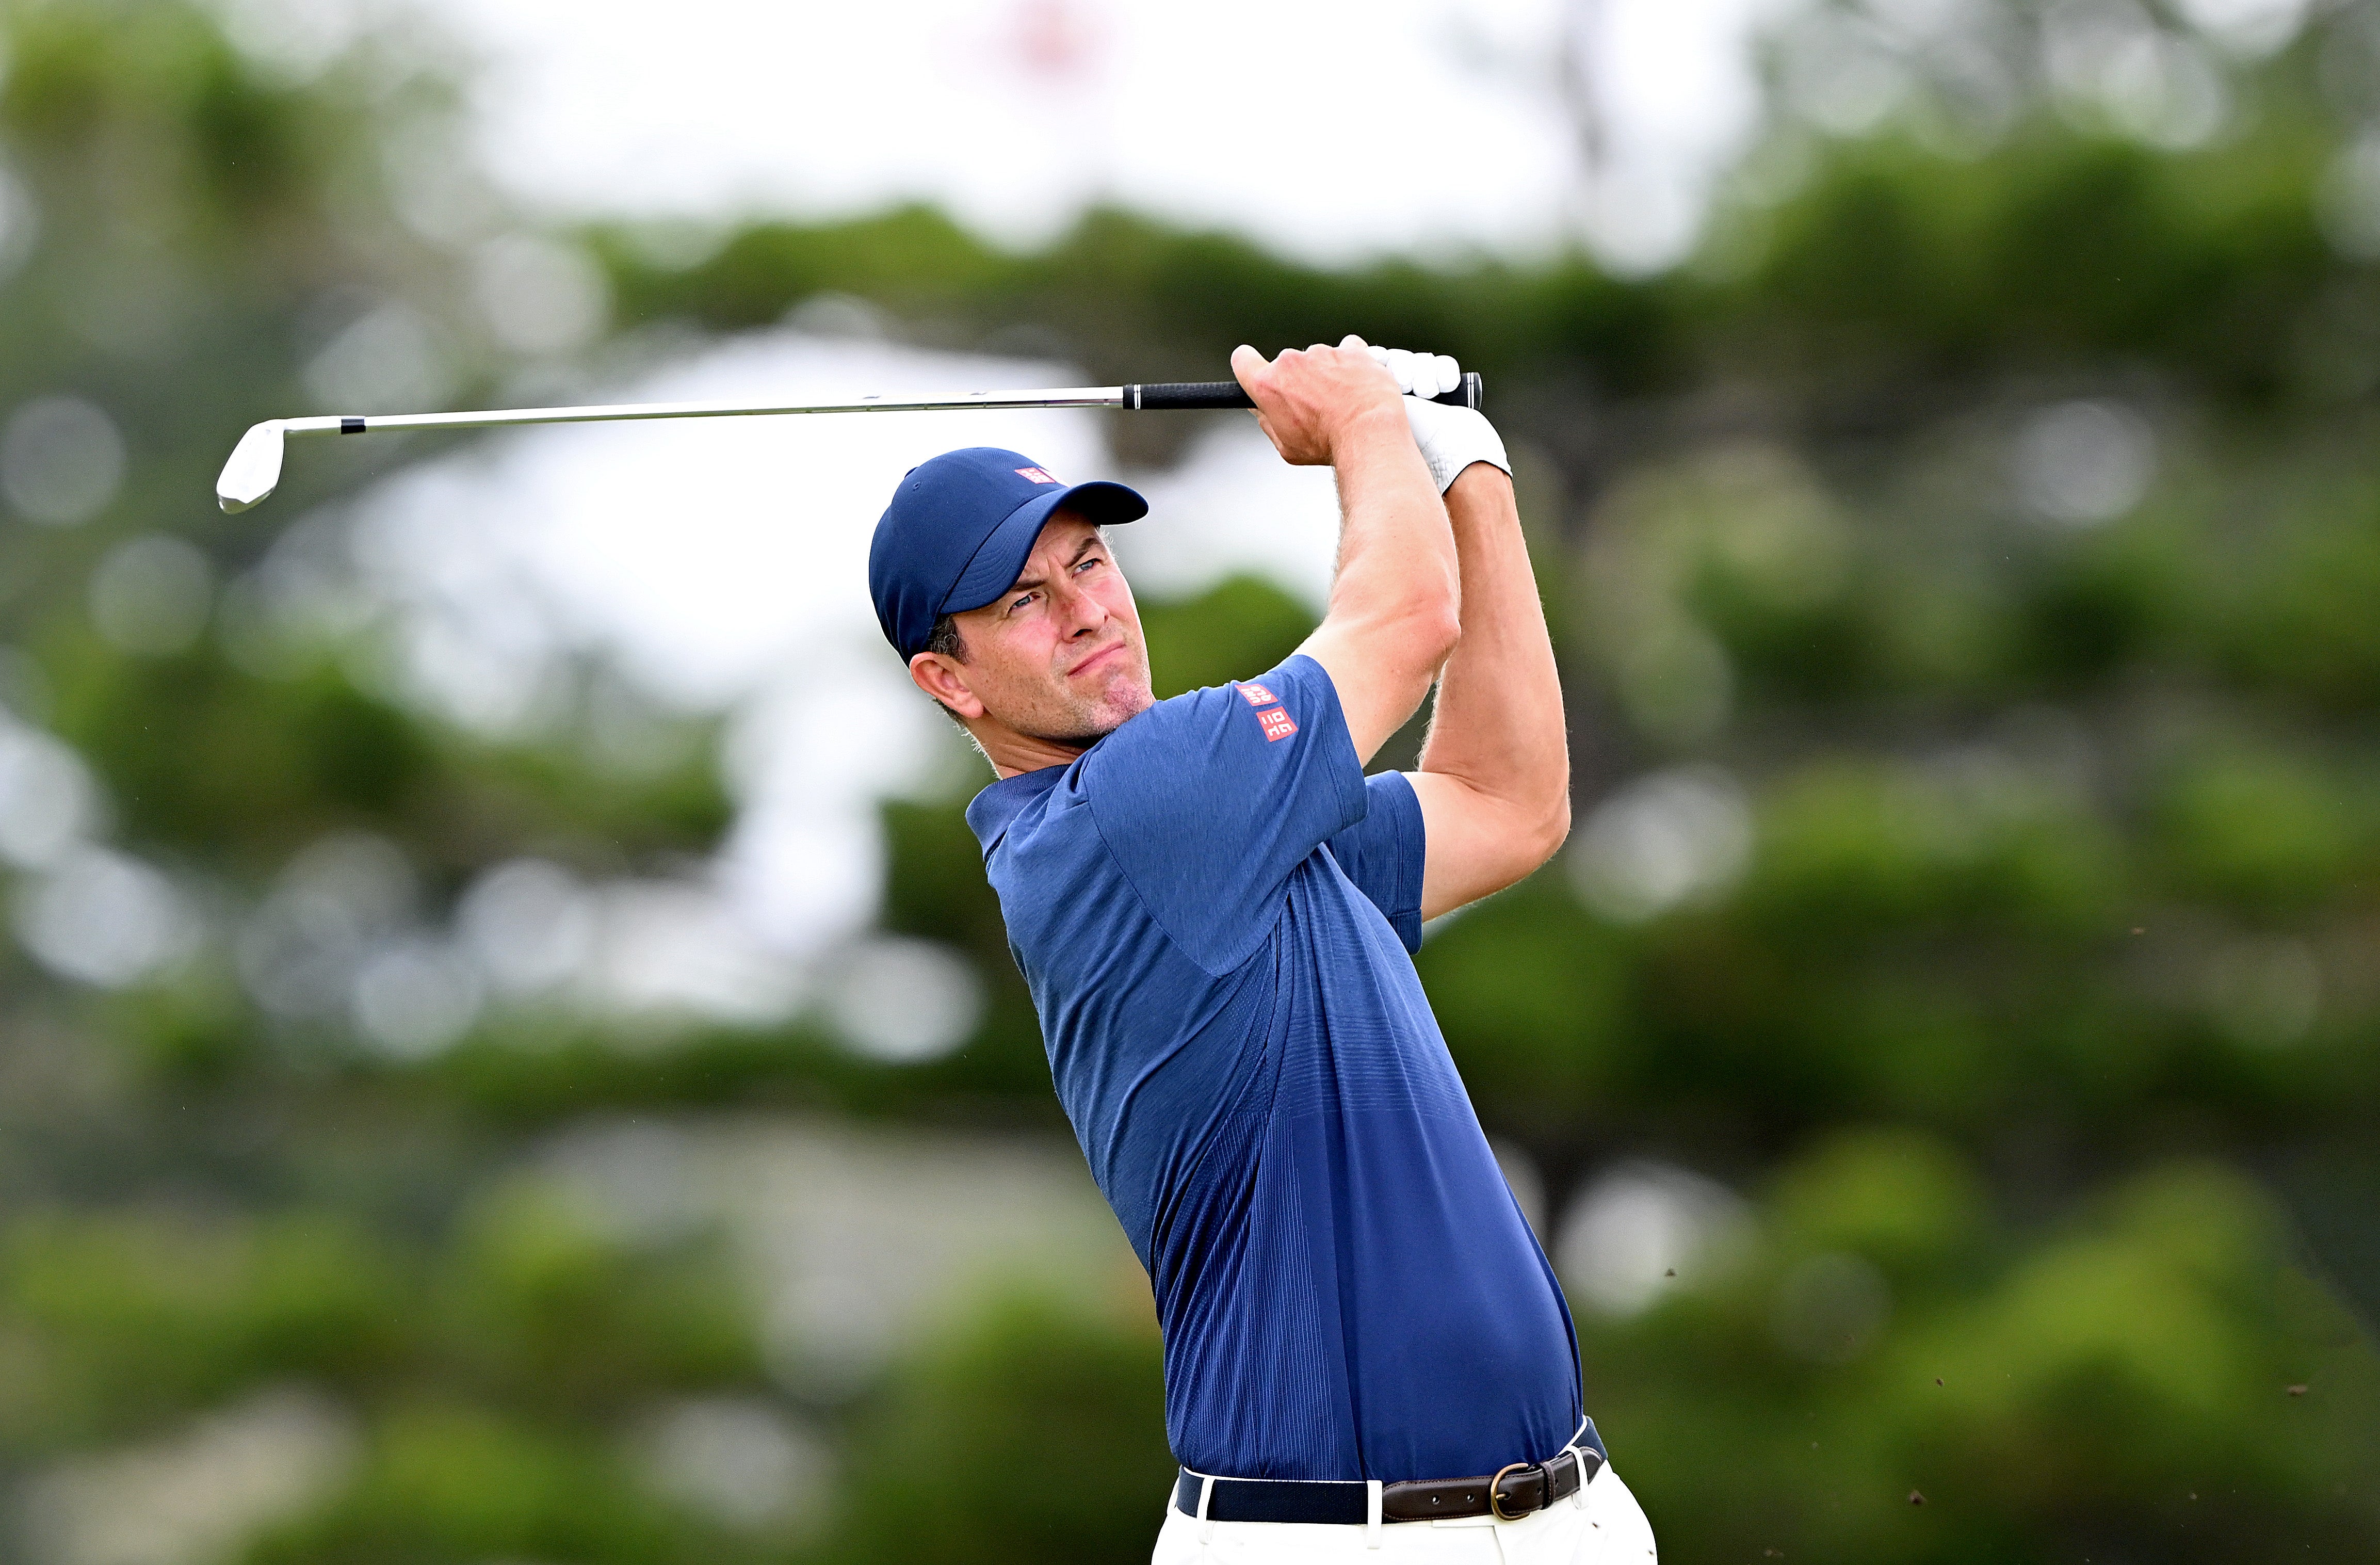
[283,387,1131,437]
[279,372,1484,437]
[221,373,1489,511]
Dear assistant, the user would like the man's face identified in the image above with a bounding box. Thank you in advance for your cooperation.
[920,512,1154,749]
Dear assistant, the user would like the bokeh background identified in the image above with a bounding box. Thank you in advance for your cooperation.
[4,0,2379,1560]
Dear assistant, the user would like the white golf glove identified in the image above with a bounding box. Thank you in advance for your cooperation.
[1364,343,1509,493]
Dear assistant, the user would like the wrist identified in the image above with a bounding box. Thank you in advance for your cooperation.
[1324,401,1413,461]
[1445,461,1519,536]
[1447,460,1514,504]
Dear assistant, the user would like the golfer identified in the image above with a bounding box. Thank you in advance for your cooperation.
[869,337,1657,1562]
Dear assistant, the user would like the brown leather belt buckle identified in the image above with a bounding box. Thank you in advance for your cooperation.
[1488,1462,1535,1521]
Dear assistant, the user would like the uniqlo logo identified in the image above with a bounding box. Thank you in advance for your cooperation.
[1015,466,1060,484]
[1236,682,1278,706]
[1256,706,1298,742]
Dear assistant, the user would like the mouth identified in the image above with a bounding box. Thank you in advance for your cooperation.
[1068,642,1125,678]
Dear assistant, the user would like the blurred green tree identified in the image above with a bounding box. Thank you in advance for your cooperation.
[3,0,2378,1562]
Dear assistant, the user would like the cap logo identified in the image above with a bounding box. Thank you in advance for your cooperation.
[1015,466,1060,484]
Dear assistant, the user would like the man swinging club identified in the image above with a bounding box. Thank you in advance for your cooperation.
[868,336,1658,1562]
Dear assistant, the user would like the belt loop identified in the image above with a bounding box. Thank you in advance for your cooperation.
[1196,1473,1217,1544]
[1365,1479,1383,1550]
[1569,1447,1591,1509]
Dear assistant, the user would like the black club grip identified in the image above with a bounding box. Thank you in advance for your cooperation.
[1125,372,1483,412]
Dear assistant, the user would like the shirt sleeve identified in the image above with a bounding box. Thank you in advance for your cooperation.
[1323,770,1428,956]
[1081,653,1368,975]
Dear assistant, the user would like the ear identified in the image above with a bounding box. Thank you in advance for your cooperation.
[909,650,986,720]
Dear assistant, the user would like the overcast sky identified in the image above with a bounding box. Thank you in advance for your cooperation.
[399,0,1785,272]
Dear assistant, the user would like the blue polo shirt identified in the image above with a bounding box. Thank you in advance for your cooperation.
[965,654,1581,1482]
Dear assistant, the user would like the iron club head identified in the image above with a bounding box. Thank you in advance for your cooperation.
[216,421,286,513]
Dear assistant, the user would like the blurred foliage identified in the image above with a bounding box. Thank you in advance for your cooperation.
[819,1289,1170,1565]
[1588,1135,2380,1565]
[246,1400,717,1565]
[1136,572,1313,699]
[2,0,2379,1563]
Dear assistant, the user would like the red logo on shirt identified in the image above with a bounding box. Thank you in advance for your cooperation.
[1015,466,1060,484]
[1236,682,1277,706]
[1256,705,1298,742]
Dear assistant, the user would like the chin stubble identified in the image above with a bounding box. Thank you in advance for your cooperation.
[1016,704,1130,750]
[1016,680,1150,752]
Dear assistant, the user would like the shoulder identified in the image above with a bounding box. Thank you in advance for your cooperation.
[1085,655,1342,778]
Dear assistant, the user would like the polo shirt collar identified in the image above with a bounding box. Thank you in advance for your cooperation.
[965,765,1065,858]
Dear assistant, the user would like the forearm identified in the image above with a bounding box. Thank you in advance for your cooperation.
[1326,409,1460,640]
[1299,409,1460,759]
[1416,464,1568,845]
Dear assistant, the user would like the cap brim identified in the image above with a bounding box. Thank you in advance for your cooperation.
[938,479,1147,619]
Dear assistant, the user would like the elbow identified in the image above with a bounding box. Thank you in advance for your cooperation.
[1544,794,1573,860]
[1348,593,1456,699]
[1392,603,1459,711]
[1401,597,1460,678]
[1524,793,1571,872]
[1399,519,1462,667]
[1389,600,1456,719]
[1474,795,1571,906]
[1389,551,1460,674]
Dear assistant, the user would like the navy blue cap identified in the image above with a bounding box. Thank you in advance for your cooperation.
[870,448,1147,657]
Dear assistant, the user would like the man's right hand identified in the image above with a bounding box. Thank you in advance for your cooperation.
[1229,337,1408,466]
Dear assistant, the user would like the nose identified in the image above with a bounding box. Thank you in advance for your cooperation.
[1051,574,1108,638]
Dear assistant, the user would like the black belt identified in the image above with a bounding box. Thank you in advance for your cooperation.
[1173,1419,1607,1526]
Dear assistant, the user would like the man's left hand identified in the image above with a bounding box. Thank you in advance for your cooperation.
[1365,344,1511,495]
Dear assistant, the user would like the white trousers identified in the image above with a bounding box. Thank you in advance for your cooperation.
[1150,1463,1658,1565]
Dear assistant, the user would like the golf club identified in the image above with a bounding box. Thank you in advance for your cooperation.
[216,372,1487,513]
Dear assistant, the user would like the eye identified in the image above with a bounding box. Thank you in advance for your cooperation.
[1008,590,1037,612]
[1073,555,1102,575]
